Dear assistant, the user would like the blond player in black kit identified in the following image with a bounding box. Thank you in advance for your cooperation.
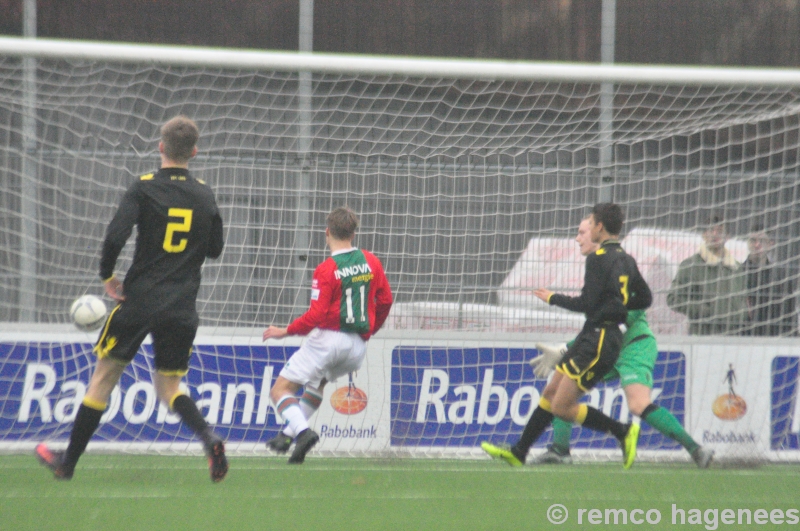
[36,116,228,482]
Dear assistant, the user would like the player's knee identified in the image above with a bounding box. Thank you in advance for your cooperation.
[269,386,285,404]
[270,379,298,403]
[627,401,649,417]
[625,395,651,416]
[541,382,558,402]
[87,367,124,401]
[624,385,652,416]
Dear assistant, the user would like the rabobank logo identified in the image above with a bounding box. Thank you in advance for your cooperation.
[319,374,373,439]
[330,381,368,415]
[771,356,800,450]
[390,346,686,449]
[0,342,294,443]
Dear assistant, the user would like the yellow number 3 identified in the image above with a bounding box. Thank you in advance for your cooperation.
[619,275,629,305]
[163,208,193,253]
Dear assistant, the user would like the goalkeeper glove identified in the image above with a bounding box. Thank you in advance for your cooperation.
[529,342,567,378]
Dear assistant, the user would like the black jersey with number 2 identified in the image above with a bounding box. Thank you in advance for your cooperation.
[99,168,224,311]
[548,239,652,326]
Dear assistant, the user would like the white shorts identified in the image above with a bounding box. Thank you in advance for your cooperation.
[279,328,367,389]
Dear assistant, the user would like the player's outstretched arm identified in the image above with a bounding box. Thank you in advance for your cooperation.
[536,254,603,314]
[263,326,288,341]
[533,288,553,302]
[282,262,336,337]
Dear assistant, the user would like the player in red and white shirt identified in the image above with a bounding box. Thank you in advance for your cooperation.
[262,207,392,464]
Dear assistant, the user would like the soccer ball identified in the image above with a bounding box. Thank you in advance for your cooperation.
[70,295,107,332]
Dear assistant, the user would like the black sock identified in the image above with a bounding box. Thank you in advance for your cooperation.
[640,403,659,420]
[171,394,214,445]
[514,406,554,458]
[581,406,627,441]
[64,404,104,467]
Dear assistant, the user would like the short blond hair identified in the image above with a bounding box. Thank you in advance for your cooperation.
[161,115,198,163]
[327,207,359,240]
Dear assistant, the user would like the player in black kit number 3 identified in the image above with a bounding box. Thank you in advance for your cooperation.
[481,203,652,469]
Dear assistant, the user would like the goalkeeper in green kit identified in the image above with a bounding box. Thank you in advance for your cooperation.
[530,217,714,468]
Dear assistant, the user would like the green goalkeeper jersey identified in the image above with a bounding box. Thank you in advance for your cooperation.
[622,309,654,348]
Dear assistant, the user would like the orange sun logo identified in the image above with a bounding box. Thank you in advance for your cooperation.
[712,394,747,421]
[330,384,368,415]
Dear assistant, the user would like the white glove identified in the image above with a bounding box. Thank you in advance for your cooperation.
[530,342,567,378]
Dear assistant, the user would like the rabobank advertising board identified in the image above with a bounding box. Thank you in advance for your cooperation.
[390,346,687,450]
[0,333,387,452]
[0,341,289,443]
[772,356,800,451]
[3,332,798,460]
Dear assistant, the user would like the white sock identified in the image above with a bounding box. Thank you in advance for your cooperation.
[281,387,323,438]
[300,386,323,419]
[275,396,308,437]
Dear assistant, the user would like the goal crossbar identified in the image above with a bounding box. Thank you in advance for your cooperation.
[2,36,800,86]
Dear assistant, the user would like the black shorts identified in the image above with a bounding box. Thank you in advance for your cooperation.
[555,325,622,391]
[93,301,199,375]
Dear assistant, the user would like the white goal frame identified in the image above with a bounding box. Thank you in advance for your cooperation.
[2,37,800,463]
[3,36,800,85]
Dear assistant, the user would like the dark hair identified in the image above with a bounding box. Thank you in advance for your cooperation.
[749,222,774,241]
[703,214,726,232]
[161,115,199,163]
[591,203,624,236]
[327,206,359,240]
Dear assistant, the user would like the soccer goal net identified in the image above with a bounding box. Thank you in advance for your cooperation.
[1,37,799,464]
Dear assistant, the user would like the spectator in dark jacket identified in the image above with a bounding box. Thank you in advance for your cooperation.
[743,224,797,336]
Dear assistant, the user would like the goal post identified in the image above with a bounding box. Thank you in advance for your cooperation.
[1,37,800,464]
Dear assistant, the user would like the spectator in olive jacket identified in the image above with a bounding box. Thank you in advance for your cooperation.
[667,216,749,335]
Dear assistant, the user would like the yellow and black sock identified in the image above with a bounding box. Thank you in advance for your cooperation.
[64,397,106,467]
[577,404,627,441]
[171,394,213,445]
[515,398,555,457]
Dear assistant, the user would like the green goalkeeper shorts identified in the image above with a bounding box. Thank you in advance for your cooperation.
[602,334,657,388]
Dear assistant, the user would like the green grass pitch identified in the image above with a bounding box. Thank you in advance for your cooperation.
[2,454,800,531]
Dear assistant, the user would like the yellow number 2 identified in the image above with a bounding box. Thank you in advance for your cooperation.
[619,275,629,305]
[163,208,193,253]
